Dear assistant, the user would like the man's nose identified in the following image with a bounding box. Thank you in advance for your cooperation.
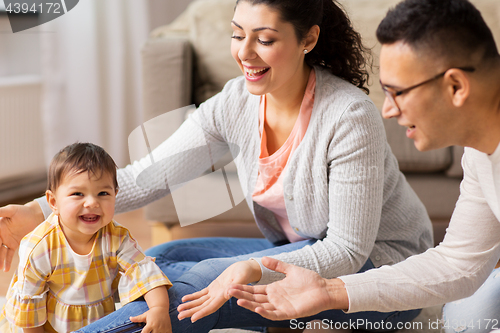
[381,97,401,119]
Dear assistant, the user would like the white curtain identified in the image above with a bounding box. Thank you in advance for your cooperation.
[40,0,150,167]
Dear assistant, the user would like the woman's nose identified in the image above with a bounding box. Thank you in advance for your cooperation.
[238,39,256,62]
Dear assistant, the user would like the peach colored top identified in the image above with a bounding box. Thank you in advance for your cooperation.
[252,69,316,242]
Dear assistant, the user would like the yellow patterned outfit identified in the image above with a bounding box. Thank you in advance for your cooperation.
[0,213,172,333]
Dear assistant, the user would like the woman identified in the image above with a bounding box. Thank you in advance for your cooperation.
[0,0,432,331]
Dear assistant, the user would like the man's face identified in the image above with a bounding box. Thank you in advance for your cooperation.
[379,42,458,151]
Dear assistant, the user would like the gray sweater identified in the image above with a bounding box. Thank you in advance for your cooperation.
[37,67,433,284]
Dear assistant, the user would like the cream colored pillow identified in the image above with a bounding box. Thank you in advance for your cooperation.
[188,0,242,104]
[152,0,241,105]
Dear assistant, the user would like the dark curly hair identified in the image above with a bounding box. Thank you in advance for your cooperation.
[235,0,372,94]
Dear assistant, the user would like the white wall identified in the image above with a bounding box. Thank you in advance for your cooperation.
[0,15,40,77]
[0,0,195,79]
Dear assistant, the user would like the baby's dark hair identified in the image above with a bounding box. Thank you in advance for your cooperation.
[47,142,118,192]
[236,0,372,94]
[376,0,498,64]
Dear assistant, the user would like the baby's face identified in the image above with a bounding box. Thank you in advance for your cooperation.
[49,171,117,243]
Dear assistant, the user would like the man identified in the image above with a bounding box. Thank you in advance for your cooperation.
[228,0,500,330]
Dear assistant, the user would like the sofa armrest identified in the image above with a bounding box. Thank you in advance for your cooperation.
[141,34,193,121]
[141,34,194,225]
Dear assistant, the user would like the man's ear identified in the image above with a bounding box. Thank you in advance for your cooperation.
[303,25,320,54]
[445,68,471,108]
[46,190,59,215]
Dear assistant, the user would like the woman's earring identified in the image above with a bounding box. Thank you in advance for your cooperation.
[303,49,308,54]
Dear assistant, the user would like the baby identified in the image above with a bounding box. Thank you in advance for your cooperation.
[0,143,172,333]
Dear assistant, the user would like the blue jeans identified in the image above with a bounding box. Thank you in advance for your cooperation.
[442,266,500,333]
[75,237,421,332]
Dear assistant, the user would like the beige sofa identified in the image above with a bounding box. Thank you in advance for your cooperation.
[140,0,500,247]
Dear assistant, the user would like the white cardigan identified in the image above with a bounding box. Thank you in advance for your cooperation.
[341,144,500,312]
[37,67,433,284]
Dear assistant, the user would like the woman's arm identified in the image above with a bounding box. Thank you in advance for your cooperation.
[114,95,230,215]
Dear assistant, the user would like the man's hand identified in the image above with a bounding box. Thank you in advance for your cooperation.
[0,201,44,271]
[177,259,262,323]
[227,257,349,320]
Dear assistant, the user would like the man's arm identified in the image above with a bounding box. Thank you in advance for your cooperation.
[0,200,45,271]
[231,212,500,317]
[339,149,500,313]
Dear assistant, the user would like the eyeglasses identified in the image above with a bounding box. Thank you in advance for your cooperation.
[380,67,475,111]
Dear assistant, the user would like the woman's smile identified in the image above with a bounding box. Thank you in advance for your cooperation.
[244,66,270,81]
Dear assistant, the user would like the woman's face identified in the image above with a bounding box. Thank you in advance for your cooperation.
[230,1,308,97]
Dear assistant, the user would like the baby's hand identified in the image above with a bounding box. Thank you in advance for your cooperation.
[130,305,171,333]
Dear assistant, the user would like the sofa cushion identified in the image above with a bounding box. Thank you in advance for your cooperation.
[186,0,242,104]
[151,0,241,105]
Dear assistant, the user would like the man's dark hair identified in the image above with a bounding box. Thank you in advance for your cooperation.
[376,0,498,63]
[48,142,118,192]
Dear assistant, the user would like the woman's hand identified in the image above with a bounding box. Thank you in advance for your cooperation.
[0,201,44,272]
[177,259,262,323]
[227,257,349,320]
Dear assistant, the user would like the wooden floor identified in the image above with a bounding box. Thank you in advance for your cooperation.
[0,195,151,297]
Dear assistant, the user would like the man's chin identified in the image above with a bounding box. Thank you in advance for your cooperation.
[413,139,450,152]
[413,141,430,152]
